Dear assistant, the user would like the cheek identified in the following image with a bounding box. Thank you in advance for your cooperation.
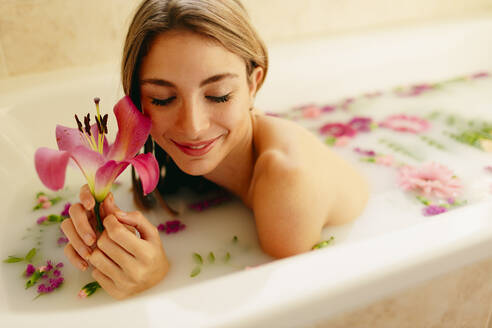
[146,111,171,138]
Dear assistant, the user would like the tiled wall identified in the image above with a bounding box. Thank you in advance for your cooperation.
[316,257,492,327]
[0,0,492,79]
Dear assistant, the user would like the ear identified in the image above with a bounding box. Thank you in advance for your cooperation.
[248,66,264,100]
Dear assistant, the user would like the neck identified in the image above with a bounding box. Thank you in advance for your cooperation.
[204,113,256,206]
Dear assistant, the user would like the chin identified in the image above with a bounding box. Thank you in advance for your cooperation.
[174,156,218,176]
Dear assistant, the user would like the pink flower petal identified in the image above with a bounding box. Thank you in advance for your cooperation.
[34,148,71,190]
[126,153,159,195]
[56,125,88,152]
[70,146,106,191]
[107,96,151,161]
[94,160,129,202]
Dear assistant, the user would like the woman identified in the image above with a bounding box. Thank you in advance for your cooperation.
[61,0,369,300]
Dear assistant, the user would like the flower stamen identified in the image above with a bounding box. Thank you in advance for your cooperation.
[75,114,97,150]
[94,97,106,154]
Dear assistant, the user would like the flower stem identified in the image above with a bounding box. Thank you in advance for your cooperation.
[94,201,104,232]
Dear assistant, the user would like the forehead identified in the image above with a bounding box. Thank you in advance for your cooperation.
[139,30,246,82]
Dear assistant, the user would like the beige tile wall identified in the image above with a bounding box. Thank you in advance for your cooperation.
[1,0,492,79]
[316,257,492,328]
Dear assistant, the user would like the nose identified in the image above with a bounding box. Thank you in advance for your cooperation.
[176,98,209,138]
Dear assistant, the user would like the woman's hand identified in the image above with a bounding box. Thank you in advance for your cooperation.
[61,185,169,299]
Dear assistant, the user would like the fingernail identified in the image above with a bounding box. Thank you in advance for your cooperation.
[115,211,127,217]
[84,199,94,210]
[80,262,88,271]
[84,233,95,246]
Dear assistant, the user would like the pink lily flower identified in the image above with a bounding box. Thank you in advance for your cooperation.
[34,96,159,228]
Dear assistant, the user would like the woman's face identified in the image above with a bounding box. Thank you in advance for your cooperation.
[139,31,257,176]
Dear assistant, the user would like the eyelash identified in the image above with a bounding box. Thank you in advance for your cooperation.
[150,94,231,107]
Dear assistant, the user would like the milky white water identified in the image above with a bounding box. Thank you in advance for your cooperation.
[1,71,492,314]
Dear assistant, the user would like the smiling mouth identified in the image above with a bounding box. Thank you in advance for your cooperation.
[171,136,222,156]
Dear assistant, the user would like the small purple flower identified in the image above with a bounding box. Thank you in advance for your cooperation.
[321,105,336,113]
[157,223,166,232]
[165,220,186,234]
[57,237,69,245]
[36,216,47,225]
[471,71,489,79]
[25,264,36,277]
[55,262,64,268]
[422,205,448,216]
[53,270,61,277]
[353,147,376,157]
[60,202,71,217]
[319,123,356,137]
[446,198,456,205]
[46,260,53,271]
[348,117,372,132]
[340,98,355,110]
[188,194,232,212]
[38,284,47,293]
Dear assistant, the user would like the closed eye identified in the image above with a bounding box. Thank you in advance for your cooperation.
[206,93,231,103]
[151,96,176,106]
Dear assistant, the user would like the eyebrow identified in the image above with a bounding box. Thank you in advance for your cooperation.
[140,73,238,88]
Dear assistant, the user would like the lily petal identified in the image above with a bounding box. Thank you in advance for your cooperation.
[127,153,159,195]
[94,160,129,202]
[108,96,151,161]
[56,123,108,154]
[70,146,106,194]
[34,148,71,191]
[56,125,89,152]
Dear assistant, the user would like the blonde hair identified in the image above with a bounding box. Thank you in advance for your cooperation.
[121,0,268,108]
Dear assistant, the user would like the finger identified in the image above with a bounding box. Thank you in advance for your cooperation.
[63,243,88,271]
[101,192,121,218]
[97,229,136,270]
[114,210,160,244]
[69,203,96,246]
[61,219,92,260]
[89,248,126,285]
[103,215,146,257]
[79,184,95,211]
[91,268,125,300]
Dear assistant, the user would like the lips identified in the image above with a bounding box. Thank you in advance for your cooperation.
[171,136,221,157]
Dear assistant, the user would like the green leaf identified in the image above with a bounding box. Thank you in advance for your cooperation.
[207,252,215,264]
[80,281,101,297]
[325,136,336,146]
[47,214,65,223]
[224,252,231,263]
[24,248,36,263]
[312,236,335,250]
[3,256,24,263]
[50,196,62,205]
[35,192,46,198]
[33,203,43,210]
[26,271,44,289]
[193,253,203,265]
[190,266,201,278]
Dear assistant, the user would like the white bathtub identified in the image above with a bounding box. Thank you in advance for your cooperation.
[1,16,492,327]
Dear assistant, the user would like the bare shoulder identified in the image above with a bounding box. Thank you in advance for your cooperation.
[248,114,369,257]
